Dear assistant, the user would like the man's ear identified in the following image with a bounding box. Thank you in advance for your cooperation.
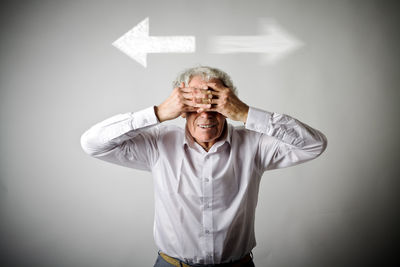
[180,113,186,118]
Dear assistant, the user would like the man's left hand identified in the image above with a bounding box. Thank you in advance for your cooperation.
[198,82,249,123]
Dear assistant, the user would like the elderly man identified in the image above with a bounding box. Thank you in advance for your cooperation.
[81,66,327,267]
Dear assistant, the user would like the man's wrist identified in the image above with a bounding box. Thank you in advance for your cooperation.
[154,106,164,122]
[240,105,249,123]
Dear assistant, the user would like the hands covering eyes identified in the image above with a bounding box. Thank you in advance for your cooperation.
[155,82,248,123]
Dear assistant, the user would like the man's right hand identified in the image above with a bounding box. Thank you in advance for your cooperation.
[155,82,212,122]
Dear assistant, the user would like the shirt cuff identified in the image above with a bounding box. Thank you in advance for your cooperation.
[129,106,159,129]
[245,106,272,134]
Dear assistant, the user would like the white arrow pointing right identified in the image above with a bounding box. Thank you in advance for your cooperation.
[209,19,304,64]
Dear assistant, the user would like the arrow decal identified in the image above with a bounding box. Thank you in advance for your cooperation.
[208,19,304,64]
[113,18,303,67]
[112,17,195,68]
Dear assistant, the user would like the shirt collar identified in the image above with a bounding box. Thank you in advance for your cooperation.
[183,120,232,152]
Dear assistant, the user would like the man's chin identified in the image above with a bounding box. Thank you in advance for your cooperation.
[194,135,218,143]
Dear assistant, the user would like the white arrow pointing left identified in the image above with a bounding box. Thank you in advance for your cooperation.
[112,17,196,68]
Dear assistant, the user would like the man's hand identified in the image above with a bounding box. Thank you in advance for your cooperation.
[155,82,212,122]
[200,82,249,123]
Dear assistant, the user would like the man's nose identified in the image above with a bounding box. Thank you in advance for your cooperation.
[198,111,214,118]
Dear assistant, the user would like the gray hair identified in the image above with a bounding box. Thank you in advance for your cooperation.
[172,66,237,95]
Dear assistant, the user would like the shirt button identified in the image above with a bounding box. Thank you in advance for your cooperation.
[205,230,210,234]
[204,178,210,182]
[205,203,210,208]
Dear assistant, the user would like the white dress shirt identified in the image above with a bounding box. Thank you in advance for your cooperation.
[80,106,327,265]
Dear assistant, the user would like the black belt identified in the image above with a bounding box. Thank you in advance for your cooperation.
[159,252,253,267]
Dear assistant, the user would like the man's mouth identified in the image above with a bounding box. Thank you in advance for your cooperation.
[197,123,216,129]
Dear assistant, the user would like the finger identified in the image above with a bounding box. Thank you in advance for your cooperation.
[181,92,195,100]
[180,87,210,95]
[206,90,219,98]
[206,82,224,91]
[206,106,220,113]
[197,106,221,113]
[183,99,212,109]
[183,105,208,113]
[196,103,212,109]
[182,106,198,112]
[202,90,216,99]
[186,96,215,105]
[180,86,197,93]
[186,95,220,105]
[209,98,219,104]
[182,92,210,100]
[198,98,220,105]
[181,95,209,106]
[195,98,206,104]
[200,98,217,104]
[193,89,219,99]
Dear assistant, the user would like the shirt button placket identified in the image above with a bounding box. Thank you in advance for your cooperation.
[202,154,214,264]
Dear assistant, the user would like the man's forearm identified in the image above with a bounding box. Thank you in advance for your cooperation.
[246,107,327,157]
[154,105,170,123]
[237,104,249,123]
[80,107,159,156]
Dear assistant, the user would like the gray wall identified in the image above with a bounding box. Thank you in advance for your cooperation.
[1,0,399,266]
